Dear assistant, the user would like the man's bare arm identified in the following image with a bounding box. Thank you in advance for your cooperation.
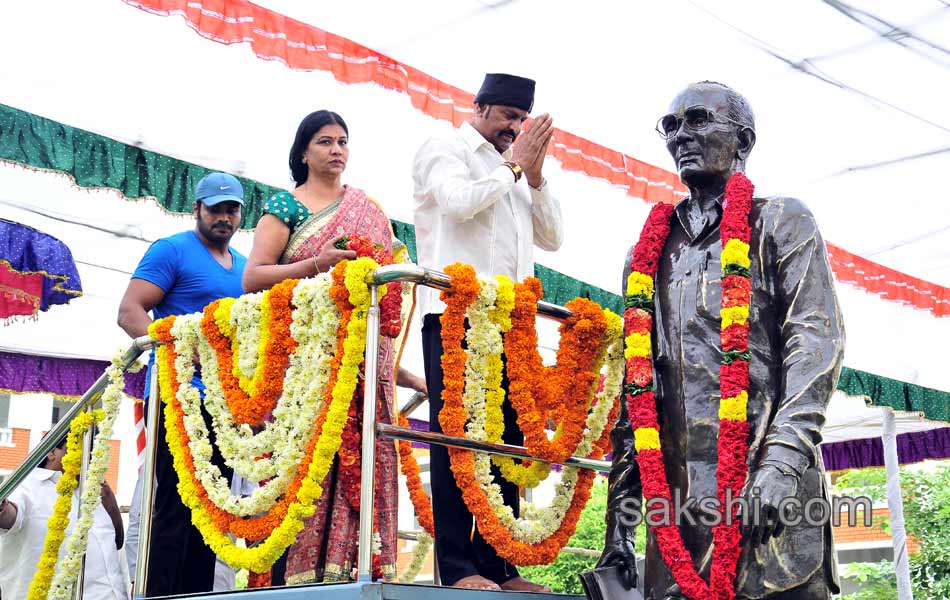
[117,279,166,338]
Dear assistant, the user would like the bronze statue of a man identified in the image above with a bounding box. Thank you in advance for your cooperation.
[597,81,844,599]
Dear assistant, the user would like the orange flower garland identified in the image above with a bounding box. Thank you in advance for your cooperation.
[396,413,435,537]
[200,278,298,424]
[152,266,351,541]
[437,264,596,565]
[503,278,608,464]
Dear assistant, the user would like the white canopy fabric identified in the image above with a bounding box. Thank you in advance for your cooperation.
[0,0,946,394]
[821,391,946,444]
[0,0,948,516]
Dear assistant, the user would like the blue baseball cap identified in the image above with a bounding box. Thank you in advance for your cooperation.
[195,172,245,206]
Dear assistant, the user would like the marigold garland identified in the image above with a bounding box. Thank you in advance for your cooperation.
[336,235,402,338]
[200,278,298,425]
[396,414,435,537]
[168,297,337,537]
[623,172,755,600]
[149,258,377,572]
[486,276,551,488]
[25,409,105,600]
[207,276,339,486]
[504,279,608,464]
[437,264,598,565]
[174,314,314,518]
[193,277,337,505]
[462,276,615,544]
[48,351,125,600]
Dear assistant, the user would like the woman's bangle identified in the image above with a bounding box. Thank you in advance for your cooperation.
[312,255,322,274]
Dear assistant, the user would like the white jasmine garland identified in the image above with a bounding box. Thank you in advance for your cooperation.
[461,277,621,544]
[170,276,342,516]
[47,349,125,600]
[230,294,262,392]
[462,277,498,442]
[397,532,433,583]
[199,276,338,481]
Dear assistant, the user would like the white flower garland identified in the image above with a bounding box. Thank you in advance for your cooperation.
[199,275,338,482]
[458,277,624,544]
[47,349,125,600]
[397,532,433,583]
[171,276,341,516]
[230,294,262,393]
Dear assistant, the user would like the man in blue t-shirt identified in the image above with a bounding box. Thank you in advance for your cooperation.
[118,172,247,597]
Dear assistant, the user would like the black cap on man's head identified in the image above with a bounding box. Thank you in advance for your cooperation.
[474,73,535,112]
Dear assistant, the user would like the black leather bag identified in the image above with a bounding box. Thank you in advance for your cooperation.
[578,564,643,600]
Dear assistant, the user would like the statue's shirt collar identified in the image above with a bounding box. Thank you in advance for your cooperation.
[675,194,724,243]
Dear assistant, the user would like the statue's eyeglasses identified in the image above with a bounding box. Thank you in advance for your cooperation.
[655,105,747,139]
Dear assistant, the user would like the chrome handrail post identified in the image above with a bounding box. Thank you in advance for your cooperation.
[376,423,612,473]
[133,361,161,598]
[356,284,381,581]
[71,411,93,600]
[398,392,427,419]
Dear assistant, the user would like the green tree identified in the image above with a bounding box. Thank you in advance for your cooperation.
[836,462,950,599]
[521,478,645,594]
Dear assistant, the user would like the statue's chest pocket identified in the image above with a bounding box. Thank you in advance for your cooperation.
[697,257,722,321]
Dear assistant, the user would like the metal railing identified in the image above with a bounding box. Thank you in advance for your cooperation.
[355,264,608,581]
[0,264,610,597]
[0,336,156,600]
[0,336,155,504]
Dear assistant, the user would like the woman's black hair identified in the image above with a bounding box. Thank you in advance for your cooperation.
[288,110,349,186]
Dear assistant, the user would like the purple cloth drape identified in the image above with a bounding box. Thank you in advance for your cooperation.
[408,416,430,449]
[0,220,82,311]
[0,350,145,400]
[820,427,950,471]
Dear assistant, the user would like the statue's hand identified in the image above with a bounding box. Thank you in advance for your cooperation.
[596,540,638,589]
[742,463,799,546]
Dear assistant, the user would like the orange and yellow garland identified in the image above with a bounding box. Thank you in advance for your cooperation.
[435,264,611,565]
[200,278,298,425]
[149,258,376,572]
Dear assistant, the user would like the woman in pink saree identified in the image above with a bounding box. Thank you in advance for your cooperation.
[243,110,426,584]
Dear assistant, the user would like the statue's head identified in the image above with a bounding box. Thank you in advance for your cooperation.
[658,81,756,190]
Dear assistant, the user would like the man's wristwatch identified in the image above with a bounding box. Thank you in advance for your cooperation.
[502,161,523,182]
[529,177,547,191]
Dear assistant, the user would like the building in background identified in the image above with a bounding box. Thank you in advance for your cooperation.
[0,392,123,495]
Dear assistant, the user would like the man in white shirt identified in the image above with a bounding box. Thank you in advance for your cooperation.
[412,72,563,592]
[126,471,255,592]
[0,437,127,600]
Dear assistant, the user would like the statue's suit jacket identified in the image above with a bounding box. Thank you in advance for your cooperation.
[607,195,844,599]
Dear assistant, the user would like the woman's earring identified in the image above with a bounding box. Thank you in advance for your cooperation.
[301,157,307,164]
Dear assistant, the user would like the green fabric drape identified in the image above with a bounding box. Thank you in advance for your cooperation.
[0,102,621,311]
[1,102,947,422]
[534,264,622,314]
[838,367,949,422]
[0,103,281,229]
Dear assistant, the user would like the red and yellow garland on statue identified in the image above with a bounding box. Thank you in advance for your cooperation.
[624,173,754,600]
